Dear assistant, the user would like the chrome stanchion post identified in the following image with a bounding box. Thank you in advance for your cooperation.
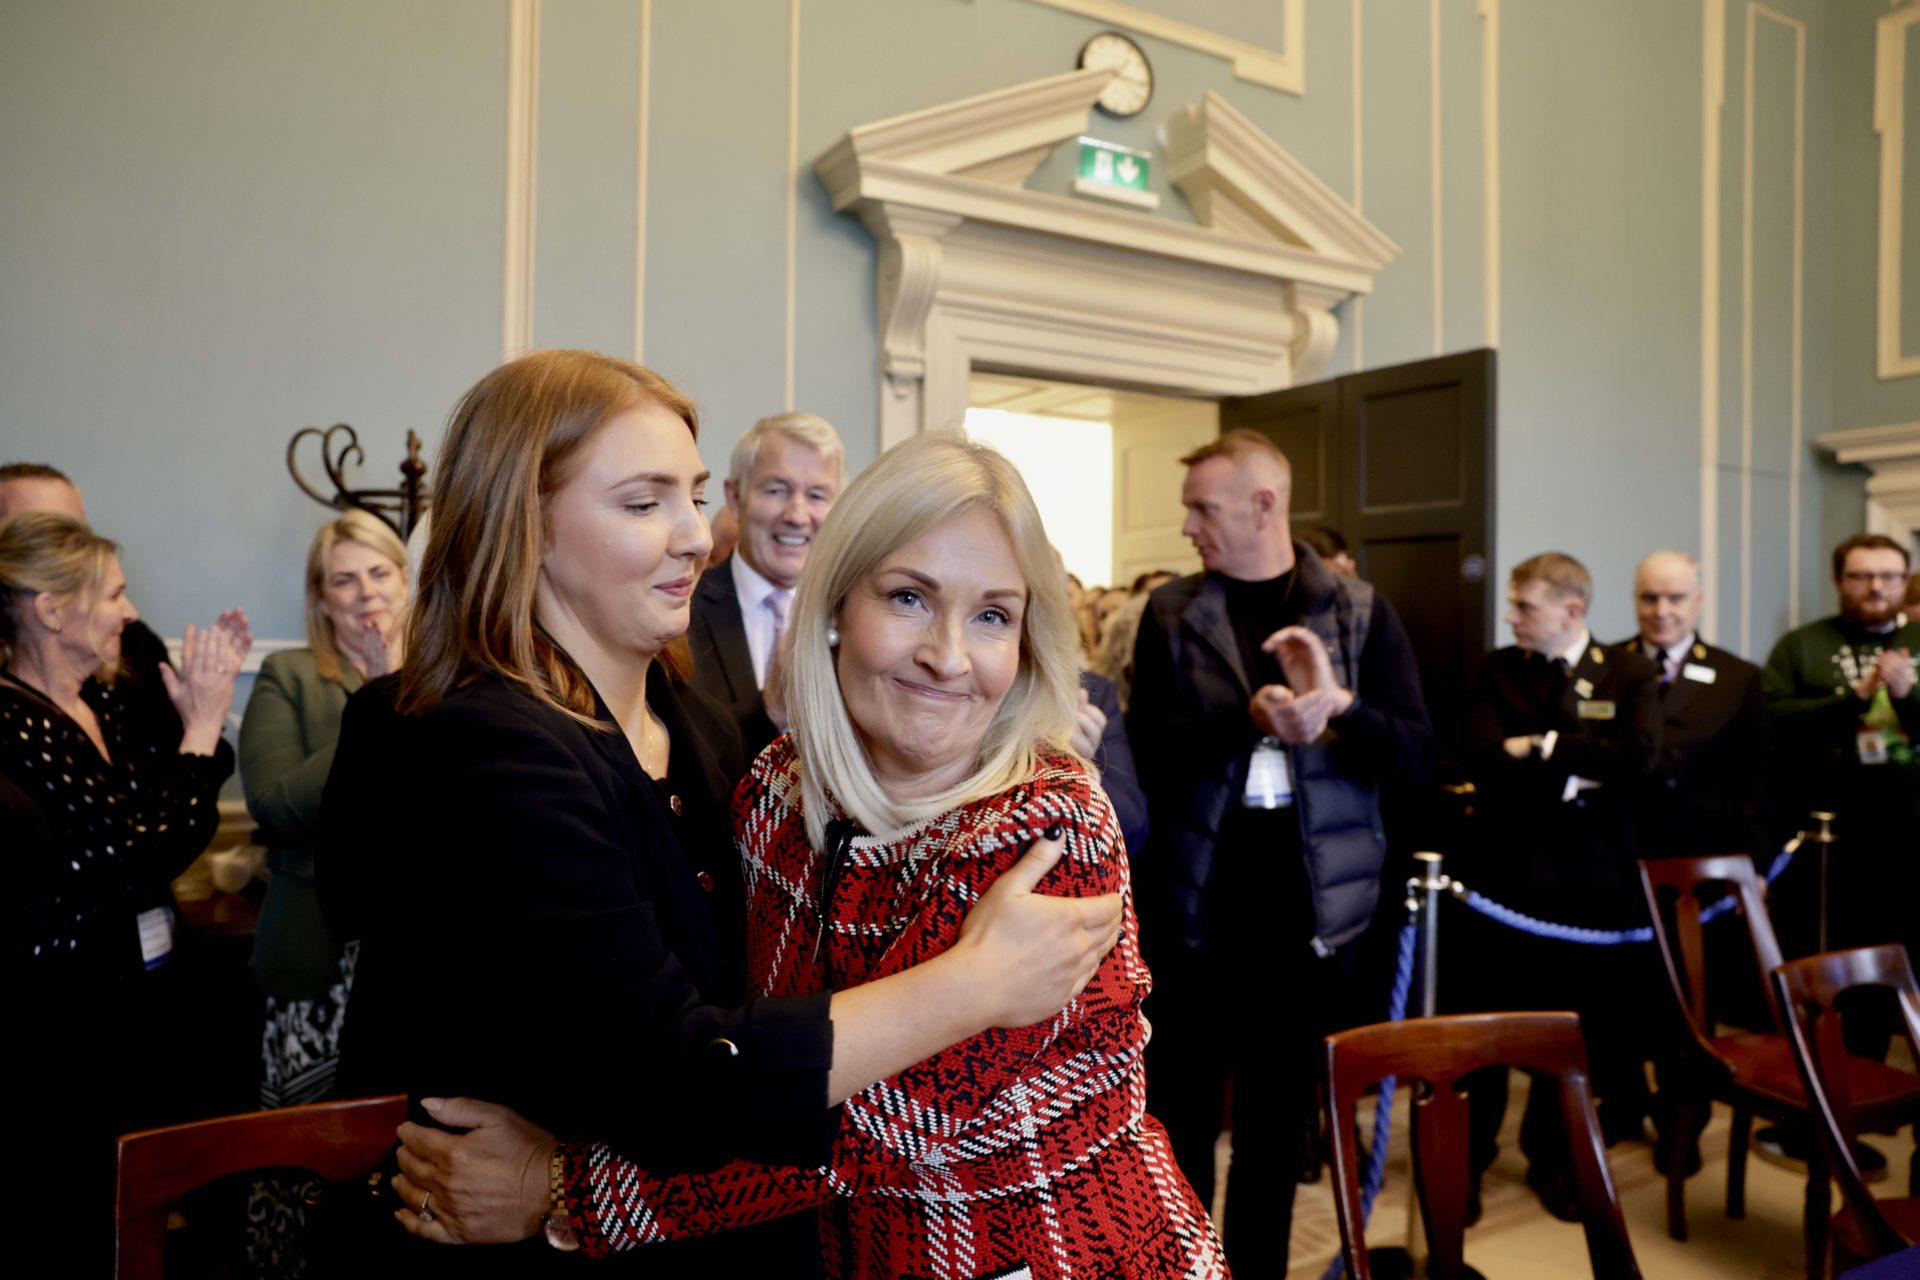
[1400,853,1451,1277]
[1810,811,1835,952]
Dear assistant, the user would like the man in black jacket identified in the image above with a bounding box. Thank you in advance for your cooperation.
[1623,551,1768,862]
[687,414,843,764]
[1128,430,1432,1274]
[1461,551,1660,1216]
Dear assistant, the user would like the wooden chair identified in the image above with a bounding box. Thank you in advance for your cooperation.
[1324,1012,1642,1280]
[115,1094,406,1279]
[1773,947,1920,1276]
[1640,854,1831,1254]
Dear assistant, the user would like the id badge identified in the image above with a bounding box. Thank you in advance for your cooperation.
[1577,699,1616,721]
[1243,739,1294,809]
[136,906,174,970]
[1857,728,1889,766]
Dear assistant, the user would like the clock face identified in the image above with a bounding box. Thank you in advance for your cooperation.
[1078,32,1152,119]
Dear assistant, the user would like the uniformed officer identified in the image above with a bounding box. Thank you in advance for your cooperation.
[1459,551,1661,1218]
[1622,551,1769,861]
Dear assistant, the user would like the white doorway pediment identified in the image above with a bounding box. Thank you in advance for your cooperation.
[814,72,1397,449]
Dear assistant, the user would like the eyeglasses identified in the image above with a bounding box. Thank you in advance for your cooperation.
[1840,571,1909,585]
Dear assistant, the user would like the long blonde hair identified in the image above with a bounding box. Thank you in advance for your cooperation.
[397,349,699,723]
[784,432,1081,848]
[305,509,410,683]
[0,512,120,673]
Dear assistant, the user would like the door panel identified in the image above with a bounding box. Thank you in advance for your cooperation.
[1221,349,1496,761]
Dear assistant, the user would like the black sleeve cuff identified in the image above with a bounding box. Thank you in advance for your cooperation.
[704,991,835,1166]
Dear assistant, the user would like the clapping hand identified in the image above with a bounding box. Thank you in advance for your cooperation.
[1068,687,1106,768]
[160,622,240,756]
[1877,647,1915,700]
[347,614,403,679]
[1249,626,1353,744]
[212,607,253,669]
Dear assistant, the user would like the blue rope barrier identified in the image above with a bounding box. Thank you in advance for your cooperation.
[1455,836,1803,945]
[1320,915,1419,1280]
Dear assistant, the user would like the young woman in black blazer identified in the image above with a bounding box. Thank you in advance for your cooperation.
[317,350,1121,1275]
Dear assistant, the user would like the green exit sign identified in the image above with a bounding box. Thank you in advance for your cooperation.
[1073,137,1159,210]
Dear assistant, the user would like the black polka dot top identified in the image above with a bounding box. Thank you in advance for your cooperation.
[0,670,233,982]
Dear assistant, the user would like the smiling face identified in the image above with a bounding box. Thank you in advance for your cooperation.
[536,400,712,663]
[835,506,1027,800]
[1634,553,1703,651]
[1837,546,1910,628]
[318,539,407,643]
[728,432,838,590]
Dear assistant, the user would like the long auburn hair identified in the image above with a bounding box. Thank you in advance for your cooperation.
[397,349,699,724]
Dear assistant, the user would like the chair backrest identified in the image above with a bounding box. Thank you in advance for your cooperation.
[1638,854,1785,1052]
[115,1094,406,1279]
[1772,946,1920,1261]
[1324,1012,1642,1280]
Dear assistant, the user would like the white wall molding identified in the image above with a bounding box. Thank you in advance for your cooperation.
[1738,3,1806,653]
[1700,0,1726,642]
[1876,3,1920,378]
[785,0,801,409]
[164,637,304,677]
[1352,0,1365,369]
[1430,0,1443,356]
[633,0,652,363]
[816,74,1395,451]
[1478,0,1500,350]
[502,0,540,360]
[1817,422,1920,556]
[1017,0,1304,96]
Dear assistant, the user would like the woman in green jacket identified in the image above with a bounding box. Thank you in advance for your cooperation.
[240,509,408,1106]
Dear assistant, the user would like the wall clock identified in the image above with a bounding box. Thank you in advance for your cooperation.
[1078,31,1153,119]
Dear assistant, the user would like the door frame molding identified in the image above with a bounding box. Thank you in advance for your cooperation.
[815,73,1398,451]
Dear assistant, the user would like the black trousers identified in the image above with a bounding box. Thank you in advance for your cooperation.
[1142,809,1356,1276]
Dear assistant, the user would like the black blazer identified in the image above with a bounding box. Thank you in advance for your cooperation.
[687,561,780,763]
[1611,636,1770,861]
[317,666,832,1273]
[1463,640,1661,912]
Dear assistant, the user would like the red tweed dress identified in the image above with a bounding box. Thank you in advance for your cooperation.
[558,737,1229,1279]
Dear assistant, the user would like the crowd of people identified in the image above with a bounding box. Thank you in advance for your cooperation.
[4,349,1917,1278]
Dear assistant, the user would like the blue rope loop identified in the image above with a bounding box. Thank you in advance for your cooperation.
[1455,836,1801,945]
[1315,836,1800,1280]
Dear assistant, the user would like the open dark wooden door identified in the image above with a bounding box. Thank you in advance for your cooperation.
[1220,348,1496,761]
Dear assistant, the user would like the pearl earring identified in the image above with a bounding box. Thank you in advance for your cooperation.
[826,627,840,647]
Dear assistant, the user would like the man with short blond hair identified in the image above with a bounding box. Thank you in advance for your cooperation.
[1128,427,1431,1272]
[1461,550,1661,1217]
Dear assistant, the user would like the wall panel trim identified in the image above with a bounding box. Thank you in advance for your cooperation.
[634,0,652,363]
[503,0,540,360]
[1478,0,1500,350]
[1876,3,1920,378]
[1700,0,1725,642]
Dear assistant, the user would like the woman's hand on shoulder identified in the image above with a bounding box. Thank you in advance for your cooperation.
[392,1096,556,1245]
[950,830,1123,1029]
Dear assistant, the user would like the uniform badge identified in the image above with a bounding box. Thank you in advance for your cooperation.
[1577,699,1616,720]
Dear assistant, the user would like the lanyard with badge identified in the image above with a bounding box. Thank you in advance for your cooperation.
[1834,641,1915,766]
[1241,573,1301,810]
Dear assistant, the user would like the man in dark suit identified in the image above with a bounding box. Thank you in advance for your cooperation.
[687,413,843,763]
[1622,550,1769,861]
[1461,551,1660,1217]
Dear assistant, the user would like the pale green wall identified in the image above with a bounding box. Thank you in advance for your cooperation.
[1,0,1906,666]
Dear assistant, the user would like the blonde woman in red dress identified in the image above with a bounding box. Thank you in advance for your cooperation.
[394,432,1228,1280]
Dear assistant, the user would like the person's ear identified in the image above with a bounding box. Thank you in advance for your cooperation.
[1565,596,1588,624]
[30,591,64,635]
[723,479,741,513]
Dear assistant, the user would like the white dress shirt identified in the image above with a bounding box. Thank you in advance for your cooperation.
[730,553,790,690]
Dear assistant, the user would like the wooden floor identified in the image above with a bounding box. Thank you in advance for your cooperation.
[1203,1068,1916,1279]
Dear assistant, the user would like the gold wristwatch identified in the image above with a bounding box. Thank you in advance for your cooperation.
[543,1147,580,1252]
